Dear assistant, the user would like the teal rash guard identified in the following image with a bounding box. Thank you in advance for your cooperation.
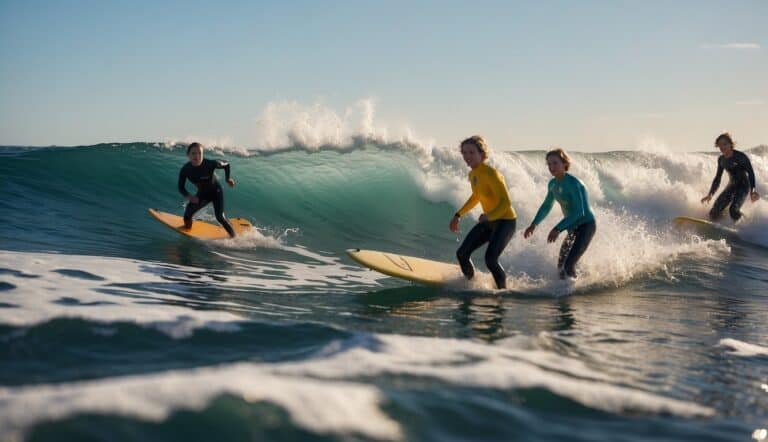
[532,173,595,232]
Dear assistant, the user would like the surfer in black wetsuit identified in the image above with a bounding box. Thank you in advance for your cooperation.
[701,133,759,222]
[178,142,237,237]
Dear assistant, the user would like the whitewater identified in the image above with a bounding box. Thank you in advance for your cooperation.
[1,106,766,440]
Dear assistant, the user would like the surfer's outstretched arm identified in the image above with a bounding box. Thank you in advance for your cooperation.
[451,192,480,232]
[457,193,481,218]
[214,160,235,187]
[703,158,724,204]
[736,151,760,201]
[178,169,189,198]
[524,185,554,238]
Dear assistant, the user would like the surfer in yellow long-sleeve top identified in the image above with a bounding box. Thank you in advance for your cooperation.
[449,135,517,289]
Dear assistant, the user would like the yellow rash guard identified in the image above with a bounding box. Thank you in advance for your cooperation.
[456,163,517,221]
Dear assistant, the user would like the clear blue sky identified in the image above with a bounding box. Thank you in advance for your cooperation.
[1,0,765,151]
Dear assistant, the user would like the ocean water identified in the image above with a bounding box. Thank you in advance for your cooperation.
[0,140,766,441]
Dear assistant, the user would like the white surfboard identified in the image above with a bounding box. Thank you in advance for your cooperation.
[346,249,463,286]
[673,215,739,236]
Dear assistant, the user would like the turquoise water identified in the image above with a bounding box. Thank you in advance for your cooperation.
[0,142,766,441]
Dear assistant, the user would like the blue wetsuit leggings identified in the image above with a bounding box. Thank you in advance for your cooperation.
[558,220,596,278]
[456,219,516,289]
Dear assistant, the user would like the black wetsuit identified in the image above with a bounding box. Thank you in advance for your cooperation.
[456,219,516,289]
[557,220,596,279]
[178,159,235,237]
[707,150,756,221]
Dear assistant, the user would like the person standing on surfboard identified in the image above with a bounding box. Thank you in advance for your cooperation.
[701,133,759,222]
[523,148,596,280]
[449,135,517,289]
[178,142,237,238]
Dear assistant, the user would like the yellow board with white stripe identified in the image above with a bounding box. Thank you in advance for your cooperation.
[346,249,461,286]
[148,208,252,240]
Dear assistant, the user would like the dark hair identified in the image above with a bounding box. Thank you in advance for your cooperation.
[460,135,489,160]
[187,142,203,154]
[545,148,571,171]
[715,133,735,147]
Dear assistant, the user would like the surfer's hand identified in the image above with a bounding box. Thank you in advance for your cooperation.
[449,215,460,232]
[227,178,235,187]
[751,191,760,202]
[524,225,536,239]
[547,228,560,243]
[479,214,488,223]
[701,195,712,204]
[188,196,199,204]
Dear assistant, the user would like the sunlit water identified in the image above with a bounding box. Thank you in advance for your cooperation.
[0,142,766,441]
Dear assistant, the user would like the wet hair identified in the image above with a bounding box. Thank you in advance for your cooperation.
[715,132,735,147]
[460,135,489,160]
[187,142,203,154]
[545,148,571,171]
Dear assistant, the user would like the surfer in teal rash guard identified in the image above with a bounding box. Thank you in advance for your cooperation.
[524,148,596,279]
[178,142,237,238]
[701,132,759,222]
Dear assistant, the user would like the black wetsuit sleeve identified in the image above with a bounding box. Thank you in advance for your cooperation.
[178,166,190,197]
[215,160,231,180]
[708,157,724,196]
[739,151,757,190]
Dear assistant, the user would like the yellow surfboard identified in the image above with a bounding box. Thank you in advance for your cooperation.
[148,208,253,240]
[673,215,738,236]
[346,249,462,286]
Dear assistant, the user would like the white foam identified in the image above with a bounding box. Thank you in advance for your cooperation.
[213,225,289,250]
[251,98,431,156]
[0,249,385,331]
[159,137,248,156]
[0,332,714,441]
[0,247,384,338]
[0,251,244,334]
[275,334,714,418]
[0,363,401,442]
[415,147,737,293]
[719,338,768,357]
[178,208,289,250]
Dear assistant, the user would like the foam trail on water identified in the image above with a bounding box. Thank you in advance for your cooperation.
[719,338,768,357]
[0,250,383,331]
[0,251,243,334]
